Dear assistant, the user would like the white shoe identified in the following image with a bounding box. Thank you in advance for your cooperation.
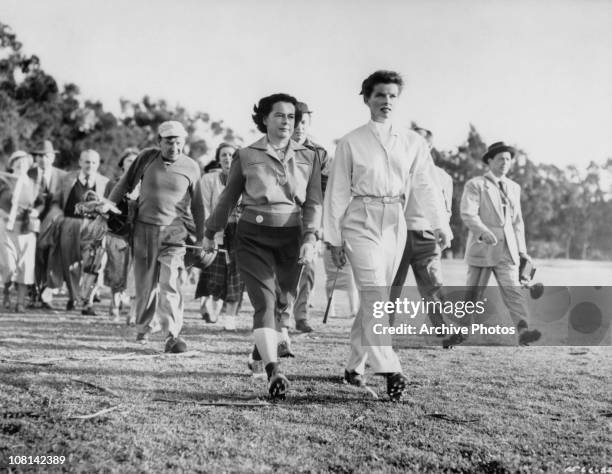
[247,354,266,379]
[150,318,162,334]
[204,298,219,323]
[224,315,237,331]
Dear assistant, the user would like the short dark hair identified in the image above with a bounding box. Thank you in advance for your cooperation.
[251,93,302,134]
[214,142,238,162]
[118,147,139,170]
[360,70,404,99]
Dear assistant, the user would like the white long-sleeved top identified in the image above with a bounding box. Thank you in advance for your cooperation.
[323,121,445,246]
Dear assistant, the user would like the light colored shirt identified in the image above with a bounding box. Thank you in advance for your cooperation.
[323,122,445,246]
[42,167,52,189]
[78,171,94,188]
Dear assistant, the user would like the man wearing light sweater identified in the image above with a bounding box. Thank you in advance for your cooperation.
[107,121,205,353]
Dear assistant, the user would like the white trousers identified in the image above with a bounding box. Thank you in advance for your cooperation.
[0,227,36,285]
[343,199,406,374]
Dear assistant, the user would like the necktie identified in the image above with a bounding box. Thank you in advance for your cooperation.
[498,181,508,217]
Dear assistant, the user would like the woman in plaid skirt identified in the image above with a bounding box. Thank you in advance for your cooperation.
[196,143,243,330]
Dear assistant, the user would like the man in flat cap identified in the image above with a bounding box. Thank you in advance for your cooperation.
[459,141,540,346]
[30,140,67,309]
[106,121,205,353]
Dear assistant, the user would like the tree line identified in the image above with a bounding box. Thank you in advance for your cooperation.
[1,22,610,260]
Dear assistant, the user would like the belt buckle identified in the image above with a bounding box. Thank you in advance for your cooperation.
[383,196,391,203]
[363,197,372,203]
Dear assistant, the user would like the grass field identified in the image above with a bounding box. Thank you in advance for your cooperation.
[1,259,611,473]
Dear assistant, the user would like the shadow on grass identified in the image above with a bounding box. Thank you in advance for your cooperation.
[145,387,383,406]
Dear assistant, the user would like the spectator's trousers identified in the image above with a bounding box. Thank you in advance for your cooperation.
[133,222,186,338]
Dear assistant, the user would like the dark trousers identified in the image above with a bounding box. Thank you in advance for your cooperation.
[236,221,301,330]
[390,230,444,324]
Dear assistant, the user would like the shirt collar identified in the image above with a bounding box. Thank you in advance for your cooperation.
[486,170,506,185]
[250,136,307,153]
[78,171,93,186]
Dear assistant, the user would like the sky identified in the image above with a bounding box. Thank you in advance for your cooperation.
[2,0,612,166]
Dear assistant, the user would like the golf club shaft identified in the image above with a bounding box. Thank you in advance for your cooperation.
[161,241,227,253]
[323,267,340,324]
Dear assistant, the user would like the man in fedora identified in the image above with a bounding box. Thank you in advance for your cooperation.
[105,121,205,353]
[30,140,66,309]
[459,141,540,346]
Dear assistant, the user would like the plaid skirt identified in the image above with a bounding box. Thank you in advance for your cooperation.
[195,222,243,303]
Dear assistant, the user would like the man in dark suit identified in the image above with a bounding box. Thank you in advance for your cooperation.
[30,140,66,309]
[51,149,109,315]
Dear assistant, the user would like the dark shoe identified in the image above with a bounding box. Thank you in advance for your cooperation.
[344,370,366,387]
[81,306,98,316]
[428,313,445,331]
[295,319,313,333]
[277,340,295,358]
[164,335,187,353]
[3,282,11,309]
[41,302,56,311]
[66,300,75,311]
[518,328,541,346]
[386,372,408,401]
[442,332,467,349]
[265,362,289,399]
[136,332,149,345]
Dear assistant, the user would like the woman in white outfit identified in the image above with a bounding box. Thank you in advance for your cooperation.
[323,70,448,401]
[0,151,40,313]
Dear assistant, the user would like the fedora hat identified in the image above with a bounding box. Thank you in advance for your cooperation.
[482,141,516,164]
[31,140,58,155]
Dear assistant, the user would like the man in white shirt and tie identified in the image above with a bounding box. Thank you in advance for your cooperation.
[460,141,540,346]
[51,149,109,315]
[323,70,449,400]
